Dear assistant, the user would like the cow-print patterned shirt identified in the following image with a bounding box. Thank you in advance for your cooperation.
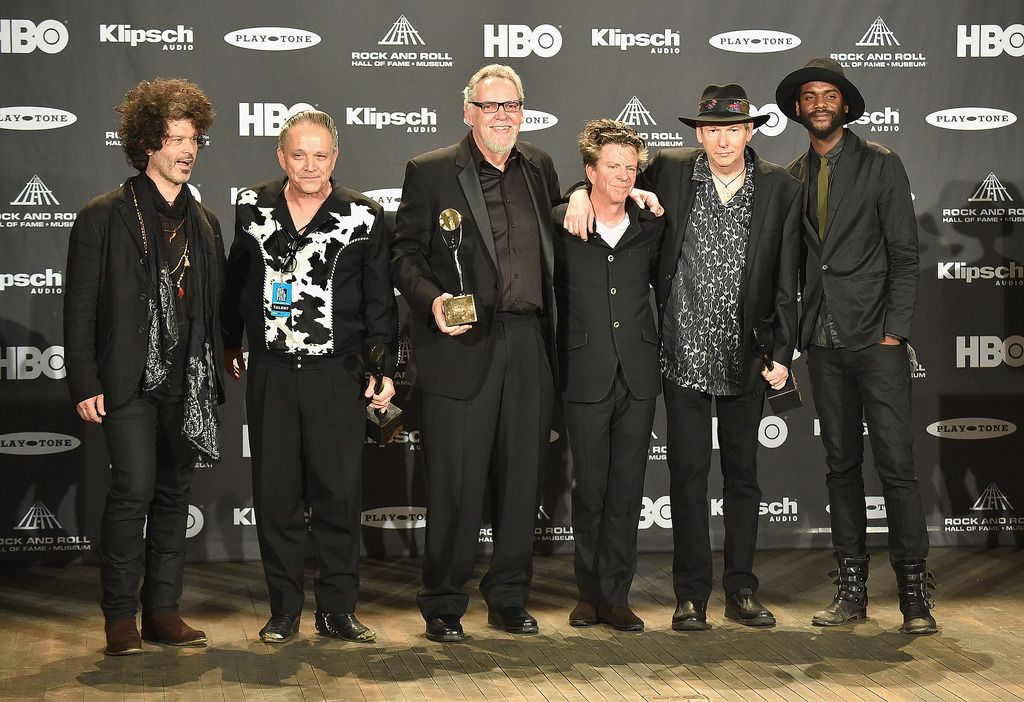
[661,150,754,395]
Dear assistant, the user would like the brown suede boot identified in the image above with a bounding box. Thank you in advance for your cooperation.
[104,618,143,656]
[141,612,207,646]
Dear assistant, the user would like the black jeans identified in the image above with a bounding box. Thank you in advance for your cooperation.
[100,389,196,621]
[807,344,929,564]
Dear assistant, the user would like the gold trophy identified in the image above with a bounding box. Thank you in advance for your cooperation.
[439,208,478,326]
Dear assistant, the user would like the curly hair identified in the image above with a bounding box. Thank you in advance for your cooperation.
[578,118,648,170]
[116,78,215,171]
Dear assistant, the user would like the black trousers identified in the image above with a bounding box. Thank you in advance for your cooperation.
[664,382,764,601]
[247,353,366,615]
[564,369,655,607]
[100,389,196,621]
[417,315,554,620]
[807,344,929,564]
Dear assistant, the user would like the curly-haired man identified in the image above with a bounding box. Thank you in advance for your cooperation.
[64,78,226,655]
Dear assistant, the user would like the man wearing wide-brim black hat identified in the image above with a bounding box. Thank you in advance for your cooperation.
[776,57,937,635]
[566,83,802,632]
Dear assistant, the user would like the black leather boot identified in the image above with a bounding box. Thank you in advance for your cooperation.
[812,554,869,626]
[895,559,937,635]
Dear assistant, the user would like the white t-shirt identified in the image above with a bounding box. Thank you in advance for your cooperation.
[596,212,630,248]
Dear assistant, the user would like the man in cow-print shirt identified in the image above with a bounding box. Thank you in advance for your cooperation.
[222,110,396,644]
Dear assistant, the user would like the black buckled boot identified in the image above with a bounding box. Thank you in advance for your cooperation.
[812,554,869,626]
[895,559,937,635]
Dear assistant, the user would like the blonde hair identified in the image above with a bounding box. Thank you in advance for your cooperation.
[463,64,524,105]
[578,118,649,169]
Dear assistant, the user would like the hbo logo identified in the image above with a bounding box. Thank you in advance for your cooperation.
[957,24,1024,57]
[484,24,562,58]
[0,19,68,54]
[0,346,65,380]
[956,335,1024,368]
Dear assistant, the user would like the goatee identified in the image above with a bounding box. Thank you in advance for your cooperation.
[800,110,844,140]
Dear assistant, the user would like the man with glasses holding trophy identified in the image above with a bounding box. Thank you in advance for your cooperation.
[222,109,396,644]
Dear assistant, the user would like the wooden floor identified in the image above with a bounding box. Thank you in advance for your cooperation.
[1,548,1022,701]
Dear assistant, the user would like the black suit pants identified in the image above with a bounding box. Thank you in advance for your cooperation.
[100,388,196,621]
[564,368,655,607]
[417,315,554,620]
[807,344,929,564]
[664,382,764,601]
[247,353,366,615]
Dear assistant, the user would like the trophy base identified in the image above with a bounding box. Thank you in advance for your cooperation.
[366,404,404,446]
[766,374,802,413]
[443,294,478,326]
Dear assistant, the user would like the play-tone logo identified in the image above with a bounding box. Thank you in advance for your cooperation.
[363,188,402,212]
[361,506,427,529]
[519,109,558,132]
[0,106,76,131]
[926,418,1016,440]
[709,29,800,53]
[926,108,1016,131]
[224,27,320,51]
[827,496,886,519]
[957,24,1024,58]
[484,24,561,58]
[0,432,79,455]
[0,19,68,54]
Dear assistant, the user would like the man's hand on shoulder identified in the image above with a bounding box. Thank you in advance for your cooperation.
[564,189,594,240]
[629,188,664,217]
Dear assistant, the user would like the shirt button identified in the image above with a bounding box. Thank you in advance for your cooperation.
[512,248,519,254]
[608,254,615,262]
[513,299,519,305]
[136,325,145,334]
[610,287,617,295]
[822,264,829,271]
[613,321,620,329]
[296,362,302,369]
[513,273,519,279]
[138,293,146,302]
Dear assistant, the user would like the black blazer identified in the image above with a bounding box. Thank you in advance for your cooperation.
[552,202,664,402]
[64,183,226,409]
[645,146,801,392]
[786,130,919,351]
[392,134,561,399]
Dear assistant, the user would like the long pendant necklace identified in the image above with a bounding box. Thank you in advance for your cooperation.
[168,236,190,298]
[129,184,189,297]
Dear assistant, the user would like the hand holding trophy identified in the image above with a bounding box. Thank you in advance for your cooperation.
[439,208,478,327]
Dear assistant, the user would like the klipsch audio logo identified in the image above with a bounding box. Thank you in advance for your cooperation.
[100,24,192,50]
[709,29,800,53]
[942,173,1022,225]
[851,107,900,132]
[0,270,63,295]
[713,497,798,523]
[484,24,562,58]
[957,24,1024,58]
[0,106,76,131]
[926,108,1016,131]
[224,27,320,51]
[0,19,68,54]
[352,16,452,68]
[926,418,1016,440]
[938,261,1024,286]
[832,17,926,68]
[592,28,680,53]
[345,106,437,133]
[615,96,685,147]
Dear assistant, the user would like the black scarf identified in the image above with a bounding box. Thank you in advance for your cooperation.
[130,173,220,466]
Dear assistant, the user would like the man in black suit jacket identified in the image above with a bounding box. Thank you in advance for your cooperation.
[392,64,560,642]
[567,84,800,632]
[553,120,665,632]
[777,58,936,635]
[64,79,225,655]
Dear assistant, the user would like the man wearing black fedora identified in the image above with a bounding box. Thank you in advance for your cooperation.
[566,84,801,631]
[776,57,936,635]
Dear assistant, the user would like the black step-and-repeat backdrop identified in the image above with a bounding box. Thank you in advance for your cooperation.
[2,1,1022,564]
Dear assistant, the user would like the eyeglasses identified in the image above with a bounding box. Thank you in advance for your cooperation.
[468,100,523,114]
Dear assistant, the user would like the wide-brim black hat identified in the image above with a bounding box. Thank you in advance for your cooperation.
[775,57,865,123]
[678,83,770,128]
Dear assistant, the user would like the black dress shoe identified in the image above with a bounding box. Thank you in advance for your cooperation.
[672,600,710,631]
[724,588,776,627]
[568,601,598,627]
[597,605,644,631]
[487,606,539,634]
[425,615,465,642]
[315,612,376,642]
[260,613,300,642]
